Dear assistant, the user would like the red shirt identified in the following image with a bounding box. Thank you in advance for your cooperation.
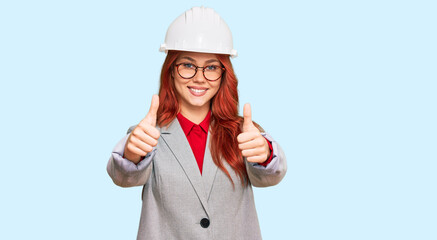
[177,112,211,174]
[177,112,273,175]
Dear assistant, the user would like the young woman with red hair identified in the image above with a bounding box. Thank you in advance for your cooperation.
[107,7,286,240]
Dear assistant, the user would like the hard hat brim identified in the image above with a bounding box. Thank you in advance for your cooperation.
[160,44,238,58]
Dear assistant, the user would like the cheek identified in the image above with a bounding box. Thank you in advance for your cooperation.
[174,78,186,93]
[212,86,220,95]
[211,82,221,95]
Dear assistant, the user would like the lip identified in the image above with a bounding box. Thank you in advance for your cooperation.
[188,86,208,97]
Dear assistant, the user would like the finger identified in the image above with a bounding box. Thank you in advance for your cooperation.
[130,137,154,153]
[144,94,160,127]
[141,124,161,140]
[242,147,265,158]
[131,129,158,147]
[242,103,254,132]
[238,136,265,150]
[132,124,160,141]
[243,103,252,123]
[237,131,260,144]
[126,143,148,157]
[246,155,266,163]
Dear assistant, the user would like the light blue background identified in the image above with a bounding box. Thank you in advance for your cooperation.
[1,0,436,239]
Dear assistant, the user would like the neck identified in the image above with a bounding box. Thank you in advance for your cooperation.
[179,104,210,124]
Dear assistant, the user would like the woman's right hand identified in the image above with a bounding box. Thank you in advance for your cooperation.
[123,95,160,164]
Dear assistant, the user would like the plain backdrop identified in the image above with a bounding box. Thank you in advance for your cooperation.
[1,0,436,239]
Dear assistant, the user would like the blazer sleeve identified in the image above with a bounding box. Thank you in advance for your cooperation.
[245,132,287,187]
[106,125,155,188]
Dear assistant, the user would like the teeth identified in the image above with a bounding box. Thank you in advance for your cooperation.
[190,88,206,93]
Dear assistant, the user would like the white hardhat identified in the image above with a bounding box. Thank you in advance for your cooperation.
[159,6,237,58]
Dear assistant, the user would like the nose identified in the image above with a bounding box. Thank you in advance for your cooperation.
[193,68,207,83]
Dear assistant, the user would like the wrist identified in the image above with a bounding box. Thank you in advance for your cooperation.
[123,148,142,164]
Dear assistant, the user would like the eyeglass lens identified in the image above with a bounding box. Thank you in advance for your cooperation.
[177,63,223,81]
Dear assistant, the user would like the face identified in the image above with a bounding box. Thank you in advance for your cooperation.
[172,52,222,114]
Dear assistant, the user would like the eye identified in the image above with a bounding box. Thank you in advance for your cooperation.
[182,63,195,69]
[205,65,219,71]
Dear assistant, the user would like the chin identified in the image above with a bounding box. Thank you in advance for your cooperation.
[190,101,208,108]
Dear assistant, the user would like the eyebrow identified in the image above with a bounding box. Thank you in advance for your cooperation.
[179,56,220,64]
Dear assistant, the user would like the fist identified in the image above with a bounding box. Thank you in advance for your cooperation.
[124,95,161,164]
[237,103,271,163]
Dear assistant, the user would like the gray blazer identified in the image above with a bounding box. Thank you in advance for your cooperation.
[107,118,287,240]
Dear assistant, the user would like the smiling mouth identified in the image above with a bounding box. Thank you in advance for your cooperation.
[188,87,208,96]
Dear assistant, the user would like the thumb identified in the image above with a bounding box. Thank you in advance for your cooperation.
[144,94,159,127]
[242,103,255,132]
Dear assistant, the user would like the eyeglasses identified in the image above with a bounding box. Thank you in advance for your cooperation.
[175,63,225,81]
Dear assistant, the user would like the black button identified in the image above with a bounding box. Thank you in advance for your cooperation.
[200,218,210,228]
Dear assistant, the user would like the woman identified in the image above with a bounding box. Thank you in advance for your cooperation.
[107,7,286,240]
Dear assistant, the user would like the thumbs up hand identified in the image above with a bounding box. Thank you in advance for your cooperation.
[237,103,271,163]
[124,95,161,164]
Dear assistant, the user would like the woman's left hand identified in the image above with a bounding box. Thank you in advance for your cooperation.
[237,103,271,163]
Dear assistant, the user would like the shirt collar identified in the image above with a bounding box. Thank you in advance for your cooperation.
[177,110,212,135]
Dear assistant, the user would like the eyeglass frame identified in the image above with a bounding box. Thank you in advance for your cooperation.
[174,63,226,81]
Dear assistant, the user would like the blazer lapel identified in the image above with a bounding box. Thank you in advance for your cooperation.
[160,119,211,215]
[202,132,218,201]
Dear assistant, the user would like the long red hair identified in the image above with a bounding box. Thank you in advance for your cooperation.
[156,51,248,186]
